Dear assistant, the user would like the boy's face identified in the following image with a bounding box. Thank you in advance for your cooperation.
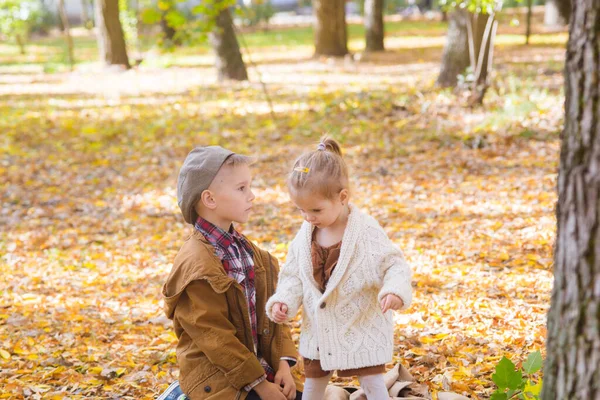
[206,163,255,227]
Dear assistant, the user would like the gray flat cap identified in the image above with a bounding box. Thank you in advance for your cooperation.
[177,146,234,224]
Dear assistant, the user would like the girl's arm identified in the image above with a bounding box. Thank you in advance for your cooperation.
[377,243,413,311]
[266,244,304,322]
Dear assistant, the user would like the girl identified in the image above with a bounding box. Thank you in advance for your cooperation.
[266,138,413,400]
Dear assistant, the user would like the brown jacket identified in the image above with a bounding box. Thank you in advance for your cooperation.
[163,230,302,400]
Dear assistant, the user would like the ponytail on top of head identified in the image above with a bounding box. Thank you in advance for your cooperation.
[288,136,349,199]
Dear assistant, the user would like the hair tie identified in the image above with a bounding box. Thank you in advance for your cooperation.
[317,143,326,151]
[294,166,310,173]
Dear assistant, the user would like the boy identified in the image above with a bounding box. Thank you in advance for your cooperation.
[158,146,303,400]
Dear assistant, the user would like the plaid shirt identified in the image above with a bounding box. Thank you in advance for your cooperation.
[195,217,275,390]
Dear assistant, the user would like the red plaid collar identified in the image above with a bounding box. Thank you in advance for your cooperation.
[194,217,253,257]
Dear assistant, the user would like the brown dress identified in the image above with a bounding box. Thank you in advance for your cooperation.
[303,230,386,378]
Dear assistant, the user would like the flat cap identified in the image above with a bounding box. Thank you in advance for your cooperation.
[177,146,234,224]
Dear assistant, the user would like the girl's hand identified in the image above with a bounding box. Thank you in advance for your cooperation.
[380,294,404,313]
[272,302,289,323]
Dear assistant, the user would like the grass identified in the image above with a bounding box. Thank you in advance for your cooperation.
[0,18,567,73]
[0,20,448,72]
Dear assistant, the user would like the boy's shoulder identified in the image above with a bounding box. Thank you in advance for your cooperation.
[164,230,229,297]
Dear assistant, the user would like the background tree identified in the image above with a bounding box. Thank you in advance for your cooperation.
[0,0,42,54]
[542,0,600,397]
[436,9,470,87]
[544,0,571,27]
[365,0,385,52]
[57,0,75,70]
[313,0,348,56]
[437,0,501,105]
[95,0,131,68]
[209,6,248,81]
[142,0,247,80]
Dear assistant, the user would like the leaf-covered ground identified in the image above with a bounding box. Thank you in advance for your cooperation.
[1,26,564,399]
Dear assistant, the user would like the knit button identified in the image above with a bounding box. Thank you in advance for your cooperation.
[317,346,319,351]
[320,302,326,309]
[204,386,211,393]
[328,352,332,356]
[263,328,270,335]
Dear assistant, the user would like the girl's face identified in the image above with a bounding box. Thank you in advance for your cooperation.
[291,189,349,228]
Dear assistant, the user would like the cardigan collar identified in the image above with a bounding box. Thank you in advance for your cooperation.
[298,204,362,300]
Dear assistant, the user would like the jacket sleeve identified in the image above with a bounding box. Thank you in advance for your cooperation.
[377,239,413,310]
[176,280,266,390]
[265,244,304,322]
[267,254,299,361]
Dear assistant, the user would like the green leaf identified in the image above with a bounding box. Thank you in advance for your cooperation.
[490,391,508,400]
[165,10,186,28]
[523,351,543,374]
[141,8,162,24]
[492,356,523,390]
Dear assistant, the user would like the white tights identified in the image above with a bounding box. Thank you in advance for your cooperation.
[303,373,389,400]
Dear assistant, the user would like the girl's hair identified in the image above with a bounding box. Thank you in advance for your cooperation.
[288,137,349,199]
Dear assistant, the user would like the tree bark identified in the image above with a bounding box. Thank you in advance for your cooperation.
[161,12,177,44]
[15,34,25,55]
[58,0,75,70]
[209,7,248,81]
[542,0,600,398]
[94,0,130,68]
[436,10,470,87]
[544,0,571,26]
[365,0,384,52]
[466,12,496,105]
[314,0,348,56]
[81,0,92,28]
[525,0,532,45]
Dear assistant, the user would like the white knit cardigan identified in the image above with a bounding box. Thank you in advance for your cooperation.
[266,205,413,371]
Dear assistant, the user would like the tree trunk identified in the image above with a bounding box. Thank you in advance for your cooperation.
[544,0,570,26]
[209,7,248,81]
[466,12,496,105]
[81,0,92,28]
[436,10,470,87]
[58,0,75,70]
[525,0,532,45]
[420,0,433,11]
[161,13,177,44]
[95,0,130,68]
[542,0,600,398]
[365,0,384,52]
[15,34,25,55]
[314,0,348,57]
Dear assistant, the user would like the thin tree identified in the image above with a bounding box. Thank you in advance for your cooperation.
[542,0,600,398]
[365,0,385,52]
[525,0,532,45]
[209,7,248,81]
[58,0,75,70]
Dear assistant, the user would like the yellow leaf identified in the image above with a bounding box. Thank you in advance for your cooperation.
[524,380,542,397]
[0,349,10,359]
[88,366,103,374]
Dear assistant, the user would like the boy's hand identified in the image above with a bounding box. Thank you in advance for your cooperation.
[271,302,288,323]
[380,294,404,313]
[254,380,287,400]
[275,360,296,400]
